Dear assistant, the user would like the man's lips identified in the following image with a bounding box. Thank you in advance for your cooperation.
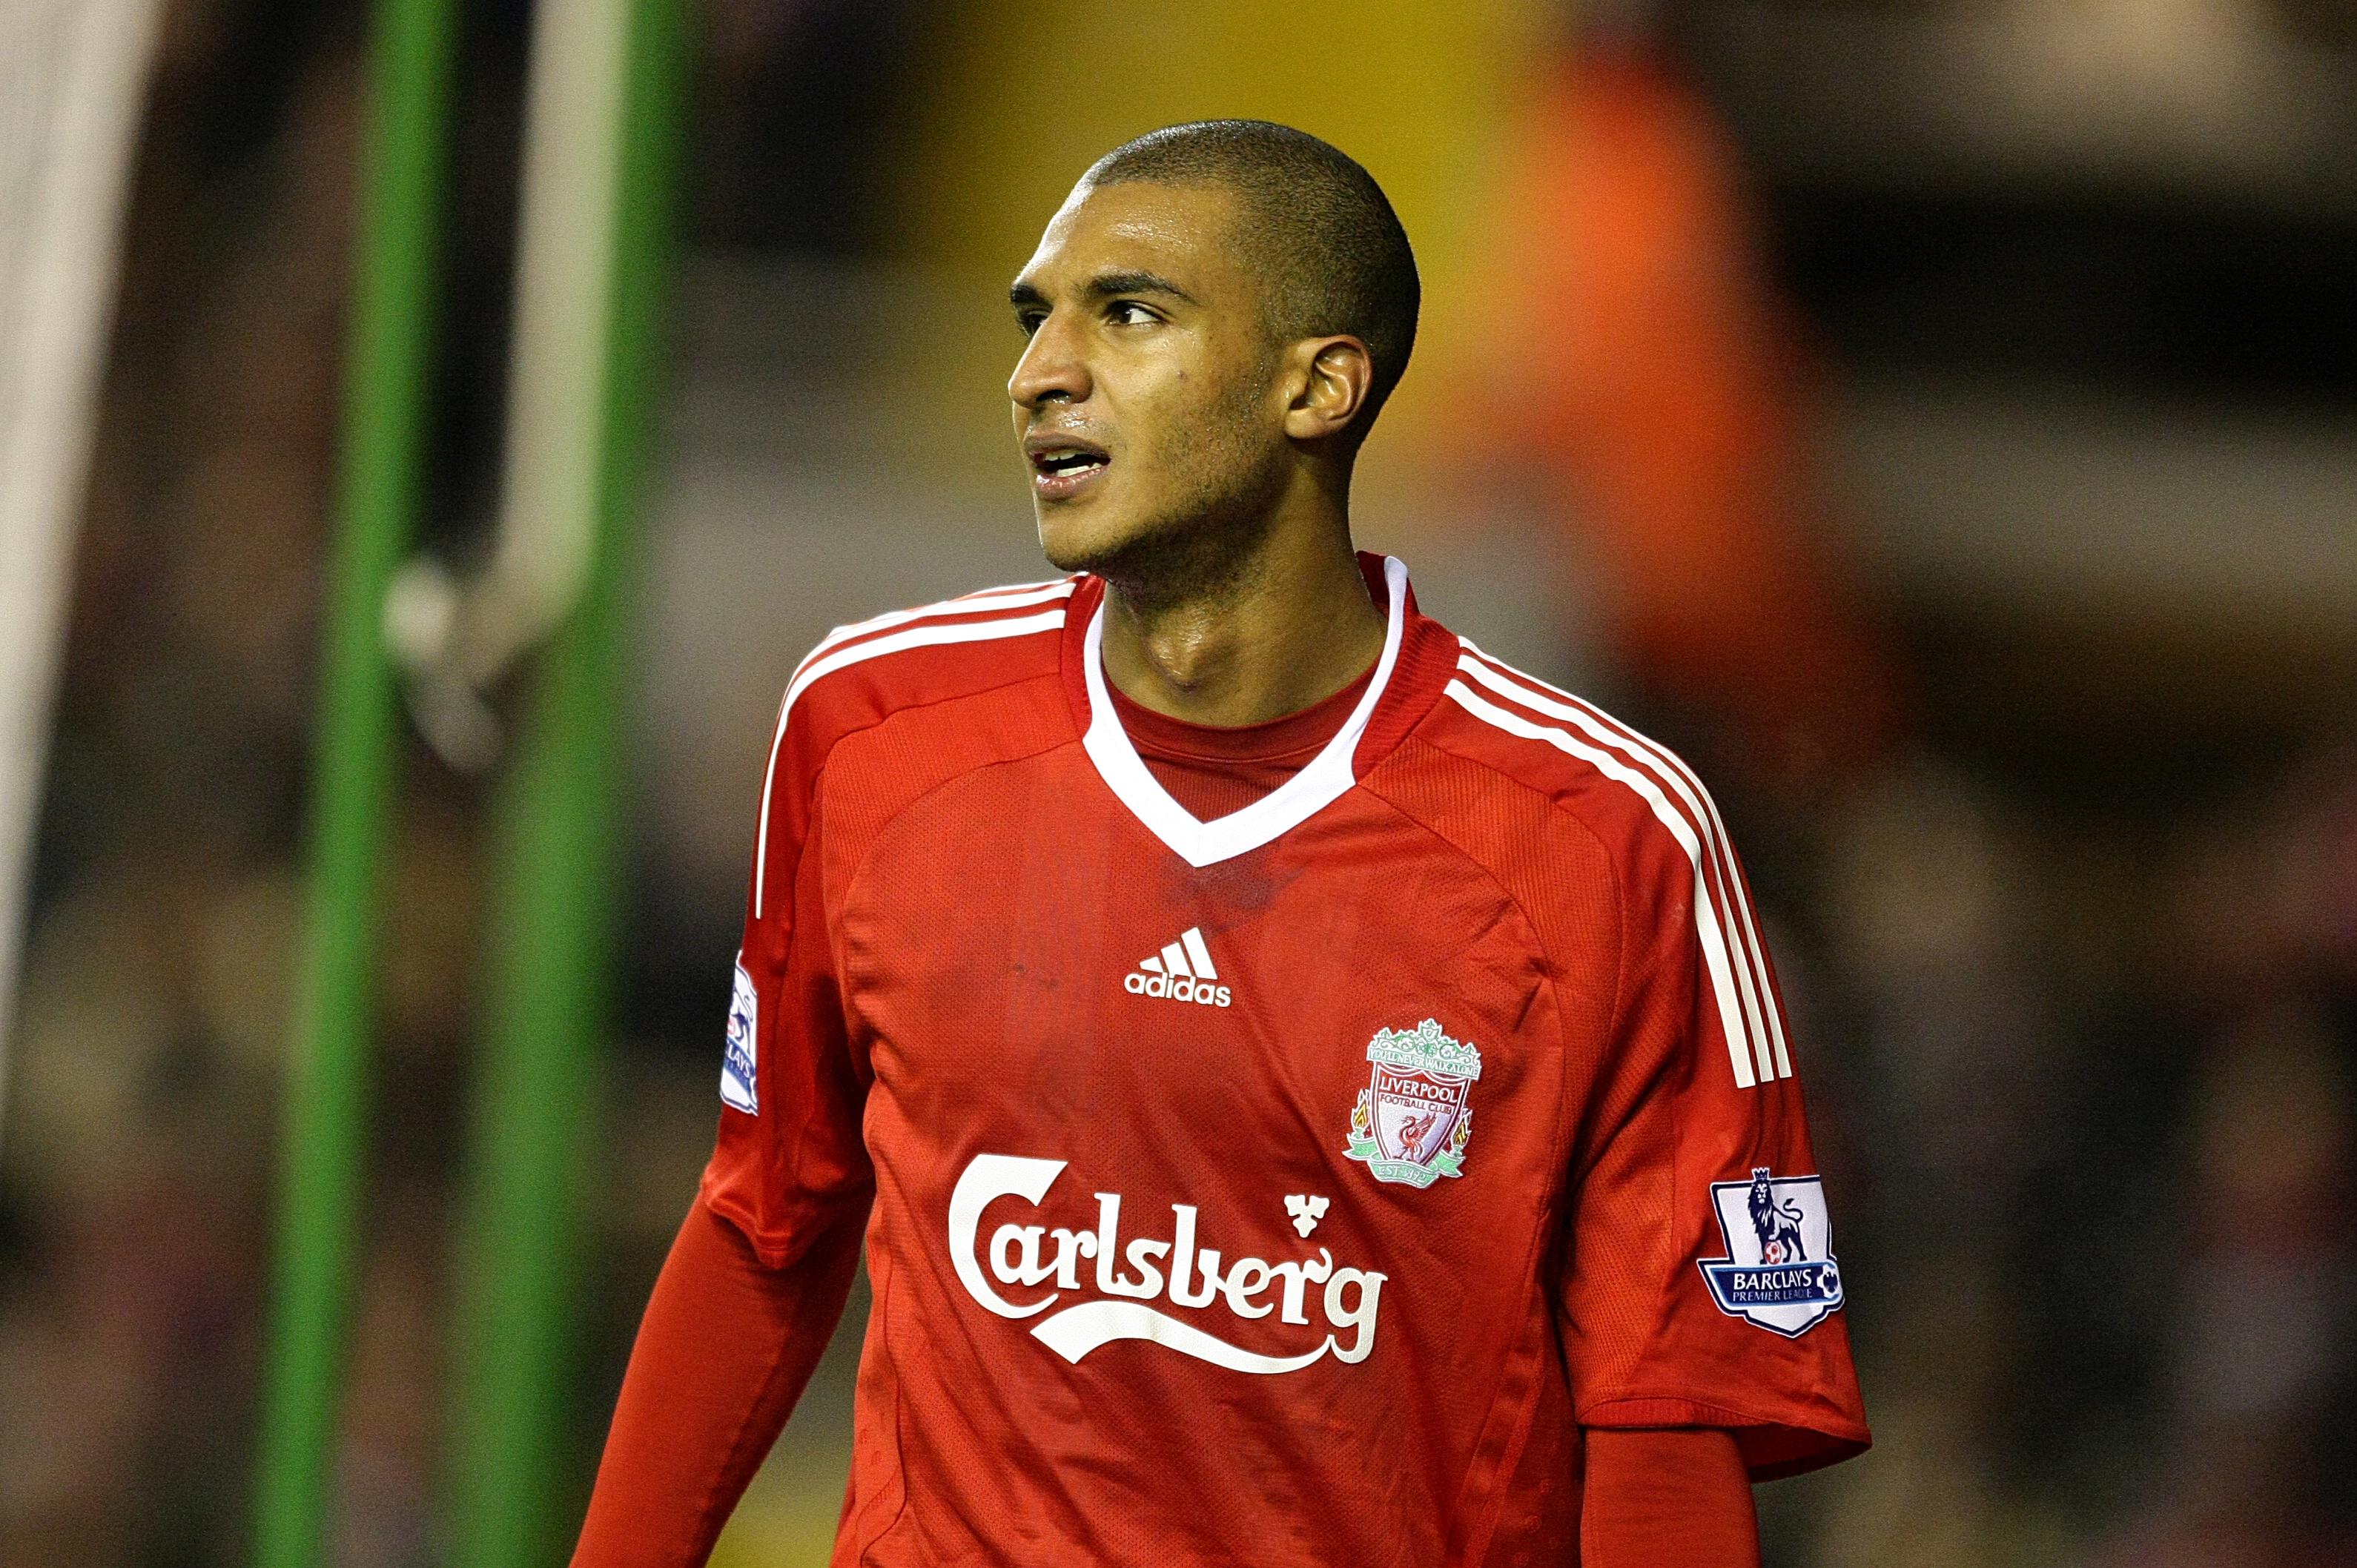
[1024,431,1110,499]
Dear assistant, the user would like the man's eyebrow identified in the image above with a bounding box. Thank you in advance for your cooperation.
[1082,270,1195,305]
[1006,271,1197,311]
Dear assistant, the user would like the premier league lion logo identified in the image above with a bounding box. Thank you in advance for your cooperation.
[1749,1170,1808,1266]
[1699,1166,1843,1337]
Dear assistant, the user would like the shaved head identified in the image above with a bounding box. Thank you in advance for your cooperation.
[1078,120,1420,437]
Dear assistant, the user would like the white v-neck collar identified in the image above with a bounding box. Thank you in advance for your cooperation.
[1080,555,1409,867]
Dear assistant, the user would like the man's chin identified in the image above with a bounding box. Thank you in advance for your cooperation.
[1035,506,1143,577]
[1035,459,1280,595]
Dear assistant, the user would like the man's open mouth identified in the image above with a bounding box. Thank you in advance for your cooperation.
[1025,434,1111,500]
[1031,447,1108,480]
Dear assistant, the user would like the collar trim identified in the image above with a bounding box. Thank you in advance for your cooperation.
[1079,555,1409,867]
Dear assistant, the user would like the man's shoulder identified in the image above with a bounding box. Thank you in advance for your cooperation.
[747,577,1077,920]
[1398,633,1728,875]
[775,575,1078,755]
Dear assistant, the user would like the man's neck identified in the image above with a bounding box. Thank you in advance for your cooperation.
[1097,515,1386,729]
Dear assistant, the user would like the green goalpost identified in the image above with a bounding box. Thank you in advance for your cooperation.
[446,0,682,1561]
[252,0,460,1560]
[252,0,680,1562]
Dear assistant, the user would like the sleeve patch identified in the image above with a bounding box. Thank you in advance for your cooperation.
[1697,1168,1843,1337]
[721,954,759,1115]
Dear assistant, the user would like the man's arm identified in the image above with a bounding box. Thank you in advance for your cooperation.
[571,1195,863,1568]
[1581,1427,1760,1568]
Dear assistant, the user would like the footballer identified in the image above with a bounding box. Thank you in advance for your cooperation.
[573,121,1867,1567]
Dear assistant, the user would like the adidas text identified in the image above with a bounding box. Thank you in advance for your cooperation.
[1124,970,1233,1007]
[1126,926,1232,1008]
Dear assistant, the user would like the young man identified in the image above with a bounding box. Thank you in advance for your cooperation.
[574,121,1867,1567]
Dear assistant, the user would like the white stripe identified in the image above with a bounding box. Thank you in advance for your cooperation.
[1139,955,1165,975]
[1455,652,1777,1082]
[1458,641,1791,1080]
[1160,942,1193,979]
[787,578,1074,686]
[781,606,1065,718]
[1443,680,1759,1090]
[761,580,1074,821]
[959,575,1070,597]
[1180,927,1217,981]
[753,606,1065,917]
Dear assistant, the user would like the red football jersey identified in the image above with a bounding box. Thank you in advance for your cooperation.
[704,553,1868,1567]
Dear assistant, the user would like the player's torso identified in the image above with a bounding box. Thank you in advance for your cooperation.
[823,730,1590,1567]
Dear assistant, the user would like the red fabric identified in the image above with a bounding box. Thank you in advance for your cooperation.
[1581,1428,1761,1568]
[574,1228,1757,1568]
[624,555,1862,1566]
[572,1196,862,1568]
[1109,658,1371,819]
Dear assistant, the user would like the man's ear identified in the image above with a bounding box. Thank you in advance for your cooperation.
[1281,335,1374,443]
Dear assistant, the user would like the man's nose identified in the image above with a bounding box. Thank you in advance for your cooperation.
[1009,312,1091,410]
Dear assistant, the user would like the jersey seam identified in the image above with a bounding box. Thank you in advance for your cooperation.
[1375,737,1633,1171]
[1391,730,1724,1495]
[1401,730,1633,1076]
[1353,753,1579,1082]
[794,657,1068,818]
[827,700,1080,1028]
[1350,760,1579,1564]
[1462,1268,1564,1568]
[757,666,1065,1254]
[1577,1389,1871,1438]
[811,667,1072,973]
[778,652,1067,983]
[859,1248,917,1564]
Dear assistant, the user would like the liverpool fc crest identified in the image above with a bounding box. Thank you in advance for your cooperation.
[1343,1019,1481,1188]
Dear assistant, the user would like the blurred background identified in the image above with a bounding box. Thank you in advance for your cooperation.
[3,0,2355,1564]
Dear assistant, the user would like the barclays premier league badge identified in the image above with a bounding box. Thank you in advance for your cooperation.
[1344,1019,1481,1189]
[721,955,759,1115]
[1698,1168,1844,1337]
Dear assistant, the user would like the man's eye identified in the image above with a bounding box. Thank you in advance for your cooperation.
[1016,313,1045,338]
[1108,302,1156,327]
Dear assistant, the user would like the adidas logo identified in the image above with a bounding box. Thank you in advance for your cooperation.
[1123,926,1234,1008]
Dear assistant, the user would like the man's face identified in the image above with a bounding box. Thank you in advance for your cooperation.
[1008,181,1292,578]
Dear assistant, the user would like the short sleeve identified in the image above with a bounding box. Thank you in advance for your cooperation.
[1557,811,1869,1478]
[698,685,875,1268]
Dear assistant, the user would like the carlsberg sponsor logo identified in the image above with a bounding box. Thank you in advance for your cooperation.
[950,1154,1383,1375]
